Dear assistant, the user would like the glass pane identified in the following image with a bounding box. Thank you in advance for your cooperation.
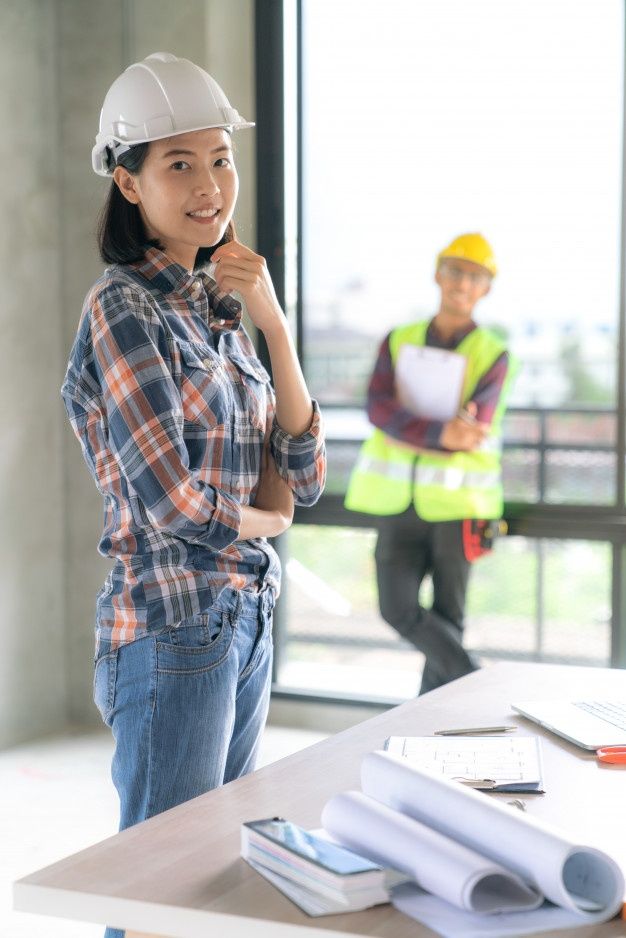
[541,540,611,665]
[545,413,616,447]
[502,412,541,446]
[501,449,540,503]
[545,450,615,504]
[465,537,538,658]
[466,538,611,665]
[279,525,424,699]
[278,528,612,699]
[301,0,623,411]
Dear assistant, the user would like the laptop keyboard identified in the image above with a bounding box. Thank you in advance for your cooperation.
[574,700,626,731]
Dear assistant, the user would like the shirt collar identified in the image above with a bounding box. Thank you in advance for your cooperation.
[131,246,196,296]
[129,247,241,332]
[428,317,476,348]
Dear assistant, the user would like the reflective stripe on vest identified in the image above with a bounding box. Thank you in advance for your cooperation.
[417,465,501,490]
[357,455,413,483]
[357,455,500,490]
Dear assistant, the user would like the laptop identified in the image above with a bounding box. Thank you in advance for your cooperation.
[511,699,626,750]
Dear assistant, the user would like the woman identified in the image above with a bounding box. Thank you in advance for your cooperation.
[62,51,325,861]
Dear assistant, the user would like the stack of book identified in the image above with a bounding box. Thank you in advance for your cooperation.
[241,817,394,916]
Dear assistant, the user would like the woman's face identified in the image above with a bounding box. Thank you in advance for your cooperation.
[114,127,239,270]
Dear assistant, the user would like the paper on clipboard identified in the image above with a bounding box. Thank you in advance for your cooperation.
[395,345,466,421]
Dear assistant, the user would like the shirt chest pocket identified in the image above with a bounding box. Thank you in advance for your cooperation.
[177,340,230,429]
[177,340,271,435]
[228,352,272,434]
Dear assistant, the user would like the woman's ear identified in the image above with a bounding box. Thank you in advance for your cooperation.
[113,166,141,205]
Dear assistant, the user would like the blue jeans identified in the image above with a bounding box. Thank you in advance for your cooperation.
[94,588,274,938]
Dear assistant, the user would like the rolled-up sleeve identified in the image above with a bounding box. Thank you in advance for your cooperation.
[270,400,326,506]
[90,285,241,550]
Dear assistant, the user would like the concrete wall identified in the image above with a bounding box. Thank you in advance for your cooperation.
[0,1,66,747]
[0,0,257,745]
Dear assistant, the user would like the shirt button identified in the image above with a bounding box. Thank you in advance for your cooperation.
[203,358,212,369]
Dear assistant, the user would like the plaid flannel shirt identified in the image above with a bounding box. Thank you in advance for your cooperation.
[62,247,326,651]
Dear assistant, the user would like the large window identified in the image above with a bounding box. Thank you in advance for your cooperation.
[255,1,626,701]
[301,0,623,508]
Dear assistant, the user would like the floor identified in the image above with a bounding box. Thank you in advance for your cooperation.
[2,723,327,938]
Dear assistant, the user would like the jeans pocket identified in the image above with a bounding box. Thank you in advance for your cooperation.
[156,611,234,675]
[93,651,118,725]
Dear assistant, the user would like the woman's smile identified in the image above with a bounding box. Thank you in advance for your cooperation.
[186,206,221,225]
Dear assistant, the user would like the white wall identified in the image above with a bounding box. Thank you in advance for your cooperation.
[0,0,257,744]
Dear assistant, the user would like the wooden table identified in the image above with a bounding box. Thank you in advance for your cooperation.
[13,663,626,937]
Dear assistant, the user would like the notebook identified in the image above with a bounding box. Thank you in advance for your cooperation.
[511,699,626,750]
[384,735,544,792]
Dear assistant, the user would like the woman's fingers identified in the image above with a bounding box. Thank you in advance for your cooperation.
[211,240,259,264]
[213,264,257,284]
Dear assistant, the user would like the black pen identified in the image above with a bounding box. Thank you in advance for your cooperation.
[434,725,517,736]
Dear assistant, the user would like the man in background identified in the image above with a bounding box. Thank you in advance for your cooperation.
[345,234,512,693]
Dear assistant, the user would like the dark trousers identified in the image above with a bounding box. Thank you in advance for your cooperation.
[375,509,479,694]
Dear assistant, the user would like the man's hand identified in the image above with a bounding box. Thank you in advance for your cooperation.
[440,402,490,452]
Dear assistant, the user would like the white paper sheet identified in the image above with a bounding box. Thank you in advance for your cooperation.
[391,883,603,938]
[385,734,544,791]
[395,345,466,421]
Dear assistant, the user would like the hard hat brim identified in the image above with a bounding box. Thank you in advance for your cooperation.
[92,119,255,177]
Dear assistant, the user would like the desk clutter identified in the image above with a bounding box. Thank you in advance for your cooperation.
[242,750,624,938]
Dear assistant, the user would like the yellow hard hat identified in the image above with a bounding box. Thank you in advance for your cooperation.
[437,233,497,277]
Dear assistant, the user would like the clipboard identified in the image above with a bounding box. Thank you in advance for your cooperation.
[395,345,466,421]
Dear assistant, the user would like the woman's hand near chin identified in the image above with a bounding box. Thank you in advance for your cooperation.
[211,239,314,439]
[210,240,286,338]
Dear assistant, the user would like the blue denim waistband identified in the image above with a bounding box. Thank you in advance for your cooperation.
[95,588,276,660]
[205,586,275,620]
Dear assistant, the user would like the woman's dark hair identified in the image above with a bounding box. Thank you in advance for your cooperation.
[97,143,233,270]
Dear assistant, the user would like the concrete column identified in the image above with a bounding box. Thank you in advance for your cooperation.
[57,0,127,727]
[0,0,66,746]
[0,1,258,741]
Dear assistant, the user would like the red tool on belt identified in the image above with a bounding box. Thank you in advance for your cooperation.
[462,519,508,562]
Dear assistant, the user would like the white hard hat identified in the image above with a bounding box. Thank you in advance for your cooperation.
[92,52,254,176]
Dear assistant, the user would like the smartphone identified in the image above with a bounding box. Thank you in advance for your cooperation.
[243,817,381,876]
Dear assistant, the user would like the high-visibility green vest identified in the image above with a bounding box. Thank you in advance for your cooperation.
[344,321,511,522]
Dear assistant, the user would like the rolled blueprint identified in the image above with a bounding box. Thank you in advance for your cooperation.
[322,790,543,914]
[359,750,624,921]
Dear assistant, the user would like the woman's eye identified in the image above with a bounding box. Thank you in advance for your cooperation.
[214,157,231,168]
[171,160,191,171]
